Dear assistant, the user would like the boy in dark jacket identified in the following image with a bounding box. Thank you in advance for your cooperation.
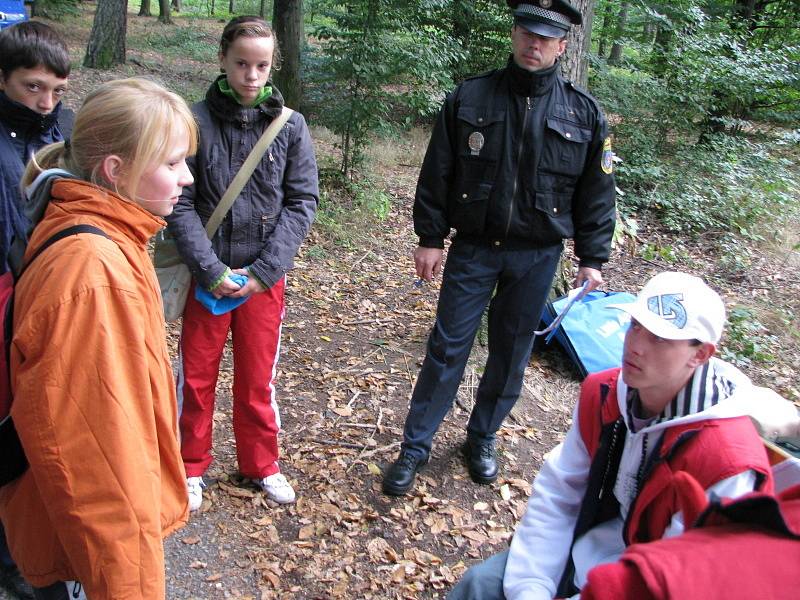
[0,20,72,274]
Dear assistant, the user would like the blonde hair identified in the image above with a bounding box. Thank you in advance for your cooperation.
[22,77,198,199]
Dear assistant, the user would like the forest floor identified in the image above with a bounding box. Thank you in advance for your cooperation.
[2,6,798,600]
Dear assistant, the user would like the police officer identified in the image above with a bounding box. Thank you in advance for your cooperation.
[382,0,616,496]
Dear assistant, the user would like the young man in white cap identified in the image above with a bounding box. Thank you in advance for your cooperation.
[447,271,775,600]
[383,0,616,496]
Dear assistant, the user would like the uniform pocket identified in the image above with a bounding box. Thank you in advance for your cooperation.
[448,181,492,235]
[540,117,592,178]
[533,191,574,239]
[455,106,506,161]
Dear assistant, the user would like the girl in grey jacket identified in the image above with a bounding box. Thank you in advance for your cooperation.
[165,15,318,510]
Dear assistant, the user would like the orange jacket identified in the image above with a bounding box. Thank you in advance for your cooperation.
[0,179,188,598]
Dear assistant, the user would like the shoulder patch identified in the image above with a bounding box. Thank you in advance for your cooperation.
[601,137,613,174]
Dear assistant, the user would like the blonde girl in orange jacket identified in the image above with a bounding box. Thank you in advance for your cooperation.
[0,78,196,599]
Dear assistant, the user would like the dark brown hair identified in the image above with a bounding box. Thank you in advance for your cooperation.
[219,15,281,71]
[0,21,70,79]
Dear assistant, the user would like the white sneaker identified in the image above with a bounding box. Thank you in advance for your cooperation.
[187,477,206,512]
[255,473,296,504]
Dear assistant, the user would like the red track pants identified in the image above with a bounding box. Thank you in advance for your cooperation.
[177,278,285,479]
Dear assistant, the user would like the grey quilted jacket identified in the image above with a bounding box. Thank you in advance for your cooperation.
[166,77,318,290]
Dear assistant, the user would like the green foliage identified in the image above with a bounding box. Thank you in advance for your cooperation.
[314,169,395,247]
[34,0,80,18]
[128,24,218,63]
[616,133,799,267]
[305,0,461,177]
[720,307,777,367]
[589,0,799,267]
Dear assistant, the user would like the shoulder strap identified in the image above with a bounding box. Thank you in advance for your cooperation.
[204,106,295,238]
[19,224,110,280]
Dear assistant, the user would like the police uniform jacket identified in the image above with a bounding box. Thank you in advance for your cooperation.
[413,57,615,269]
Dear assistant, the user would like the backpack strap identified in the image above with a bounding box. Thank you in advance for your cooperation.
[18,224,110,281]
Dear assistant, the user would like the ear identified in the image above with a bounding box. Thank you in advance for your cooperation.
[99,155,124,185]
[558,38,568,55]
[688,342,715,368]
[219,51,226,73]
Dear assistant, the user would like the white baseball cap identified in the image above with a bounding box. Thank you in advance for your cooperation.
[609,272,726,344]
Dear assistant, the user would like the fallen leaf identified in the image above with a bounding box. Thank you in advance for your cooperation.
[181,535,201,545]
[473,501,489,511]
[500,484,511,501]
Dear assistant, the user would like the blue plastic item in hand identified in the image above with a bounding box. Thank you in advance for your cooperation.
[195,273,250,315]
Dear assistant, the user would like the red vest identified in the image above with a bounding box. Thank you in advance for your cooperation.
[577,368,774,544]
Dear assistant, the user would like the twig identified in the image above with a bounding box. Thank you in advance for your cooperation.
[403,354,415,388]
[347,391,362,408]
[348,250,374,272]
[352,440,400,461]
[313,439,363,450]
[346,405,385,473]
[341,318,390,326]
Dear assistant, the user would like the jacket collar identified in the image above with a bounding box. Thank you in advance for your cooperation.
[205,75,284,126]
[507,56,559,97]
[0,91,63,134]
[30,175,165,247]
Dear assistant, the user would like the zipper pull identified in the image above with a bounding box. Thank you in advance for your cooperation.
[268,152,274,162]
[526,97,531,110]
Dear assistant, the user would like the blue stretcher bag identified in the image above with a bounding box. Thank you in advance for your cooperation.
[539,290,635,379]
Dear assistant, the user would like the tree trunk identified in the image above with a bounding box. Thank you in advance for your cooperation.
[158,0,171,23]
[139,0,151,17]
[171,0,182,12]
[608,1,629,64]
[272,0,304,109]
[597,3,612,58]
[84,0,127,69]
[561,0,595,87]
[229,0,235,13]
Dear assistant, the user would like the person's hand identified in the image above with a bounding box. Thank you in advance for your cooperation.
[211,274,244,298]
[414,246,444,282]
[575,266,603,293]
[226,268,266,298]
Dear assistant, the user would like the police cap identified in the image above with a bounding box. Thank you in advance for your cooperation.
[508,0,582,39]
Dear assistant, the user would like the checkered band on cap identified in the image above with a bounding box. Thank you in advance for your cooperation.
[515,3,571,27]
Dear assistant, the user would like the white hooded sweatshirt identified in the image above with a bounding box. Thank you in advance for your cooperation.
[503,358,768,600]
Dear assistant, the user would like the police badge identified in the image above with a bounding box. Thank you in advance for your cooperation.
[468,132,485,156]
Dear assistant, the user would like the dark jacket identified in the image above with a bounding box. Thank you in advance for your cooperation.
[166,78,318,290]
[413,58,615,268]
[0,91,73,273]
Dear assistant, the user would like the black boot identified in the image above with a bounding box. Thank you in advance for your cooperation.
[382,450,428,496]
[462,439,499,484]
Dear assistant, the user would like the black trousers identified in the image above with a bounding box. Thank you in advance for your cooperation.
[401,239,561,458]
